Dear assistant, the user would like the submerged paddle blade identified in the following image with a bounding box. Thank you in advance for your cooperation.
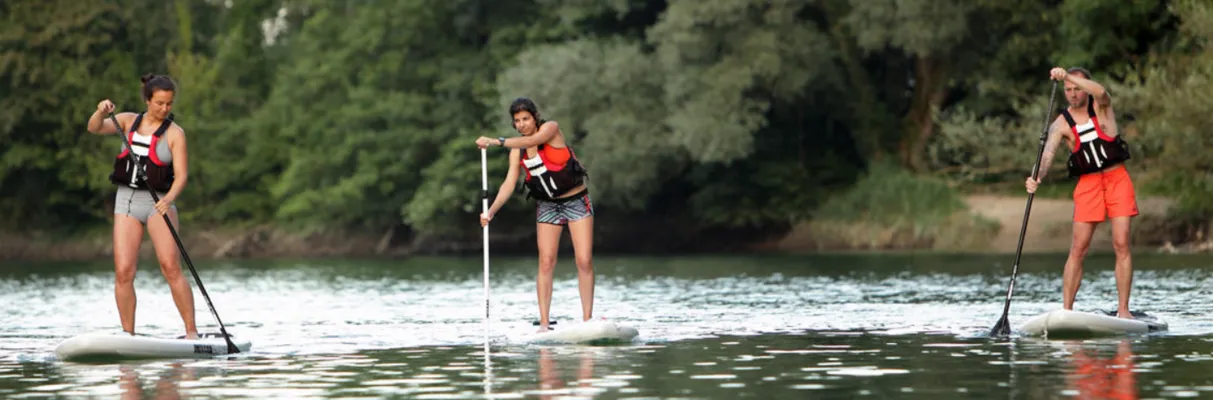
[990,316,1011,337]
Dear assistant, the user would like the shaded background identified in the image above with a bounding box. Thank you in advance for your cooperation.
[2,0,1211,259]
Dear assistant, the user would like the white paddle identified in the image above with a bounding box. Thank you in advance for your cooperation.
[479,147,493,394]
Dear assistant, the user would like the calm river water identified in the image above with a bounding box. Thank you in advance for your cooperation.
[3,252,1212,398]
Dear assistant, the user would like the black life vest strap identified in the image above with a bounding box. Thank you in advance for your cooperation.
[129,113,175,137]
[1060,108,1077,128]
[1059,95,1099,128]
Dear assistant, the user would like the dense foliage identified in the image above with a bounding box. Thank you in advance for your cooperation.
[1,0,1204,243]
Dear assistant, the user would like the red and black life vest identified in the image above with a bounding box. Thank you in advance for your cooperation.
[520,144,588,201]
[1063,96,1131,177]
[109,113,175,192]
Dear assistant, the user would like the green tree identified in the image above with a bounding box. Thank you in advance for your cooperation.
[1115,0,1213,218]
[0,0,184,230]
[167,0,284,224]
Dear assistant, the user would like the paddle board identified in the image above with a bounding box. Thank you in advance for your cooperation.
[526,319,639,345]
[55,332,252,361]
[1019,309,1168,338]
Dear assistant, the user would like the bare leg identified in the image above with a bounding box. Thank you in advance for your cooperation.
[147,208,198,339]
[536,222,563,332]
[1110,216,1134,318]
[567,216,594,321]
[1063,222,1098,310]
[113,215,144,335]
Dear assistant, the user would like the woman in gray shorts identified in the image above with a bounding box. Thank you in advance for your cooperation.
[86,74,199,340]
[477,98,596,333]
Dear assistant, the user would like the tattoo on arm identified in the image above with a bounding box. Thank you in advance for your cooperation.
[1037,120,1065,179]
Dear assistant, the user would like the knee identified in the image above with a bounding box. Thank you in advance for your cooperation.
[575,255,593,273]
[115,264,136,286]
[1113,237,1132,257]
[538,254,557,275]
[158,259,184,281]
[1069,241,1091,259]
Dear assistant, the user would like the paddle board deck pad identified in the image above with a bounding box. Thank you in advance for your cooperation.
[1019,309,1168,338]
[55,332,252,361]
[526,320,638,345]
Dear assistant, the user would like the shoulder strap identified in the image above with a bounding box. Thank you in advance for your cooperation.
[122,113,145,150]
[1085,95,1096,117]
[151,113,174,137]
[129,113,144,134]
[1060,108,1077,128]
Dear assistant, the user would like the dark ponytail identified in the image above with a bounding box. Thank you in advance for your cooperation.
[140,73,177,101]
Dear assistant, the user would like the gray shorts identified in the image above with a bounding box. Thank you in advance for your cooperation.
[536,190,594,225]
[114,185,176,224]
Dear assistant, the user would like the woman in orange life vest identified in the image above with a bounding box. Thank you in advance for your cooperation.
[85,74,198,339]
[477,97,594,333]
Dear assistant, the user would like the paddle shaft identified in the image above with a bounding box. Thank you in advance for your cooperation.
[107,113,240,354]
[480,148,491,356]
[991,80,1059,337]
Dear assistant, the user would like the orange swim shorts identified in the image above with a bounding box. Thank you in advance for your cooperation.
[1073,165,1139,223]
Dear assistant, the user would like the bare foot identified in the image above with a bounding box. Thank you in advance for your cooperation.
[536,325,550,333]
[1117,310,1133,319]
[183,332,199,340]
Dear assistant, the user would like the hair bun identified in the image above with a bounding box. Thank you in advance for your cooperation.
[140,73,155,84]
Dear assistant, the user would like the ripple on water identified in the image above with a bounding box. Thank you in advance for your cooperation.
[4,254,1213,398]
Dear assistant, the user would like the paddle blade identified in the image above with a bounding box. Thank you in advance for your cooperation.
[989,316,1011,337]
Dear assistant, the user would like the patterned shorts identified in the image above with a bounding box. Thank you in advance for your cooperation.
[537,190,594,225]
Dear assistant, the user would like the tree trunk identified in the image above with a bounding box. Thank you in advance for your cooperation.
[899,55,949,172]
[830,23,889,164]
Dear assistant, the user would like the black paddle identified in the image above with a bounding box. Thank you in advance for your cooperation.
[107,112,241,354]
[990,80,1060,338]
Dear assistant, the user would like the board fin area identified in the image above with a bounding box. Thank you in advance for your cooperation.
[525,319,638,345]
[55,332,252,362]
[1020,309,1169,339]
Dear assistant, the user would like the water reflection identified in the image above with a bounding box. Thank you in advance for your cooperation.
[1064,340,1137,400]
[119,362,191,400]
[535,347,595,399]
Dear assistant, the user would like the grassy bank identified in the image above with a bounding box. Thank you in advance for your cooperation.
[782,163,1001,251]
[0,165,1200,262]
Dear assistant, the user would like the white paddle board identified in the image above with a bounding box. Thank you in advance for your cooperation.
[55,332,252,361]
[1020,309,1168,338]
[526,320,639,345]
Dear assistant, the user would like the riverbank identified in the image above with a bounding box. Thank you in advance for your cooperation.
[0,195,1203,262]
[775,194,1185,253]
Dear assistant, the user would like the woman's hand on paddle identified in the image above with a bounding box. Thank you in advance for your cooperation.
[1049,67,1068,82]
[475,136,497,149]
[480,212,493,227]
[1025,176,1041,194]
[154,197,174,216]
[96,99,115,115]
